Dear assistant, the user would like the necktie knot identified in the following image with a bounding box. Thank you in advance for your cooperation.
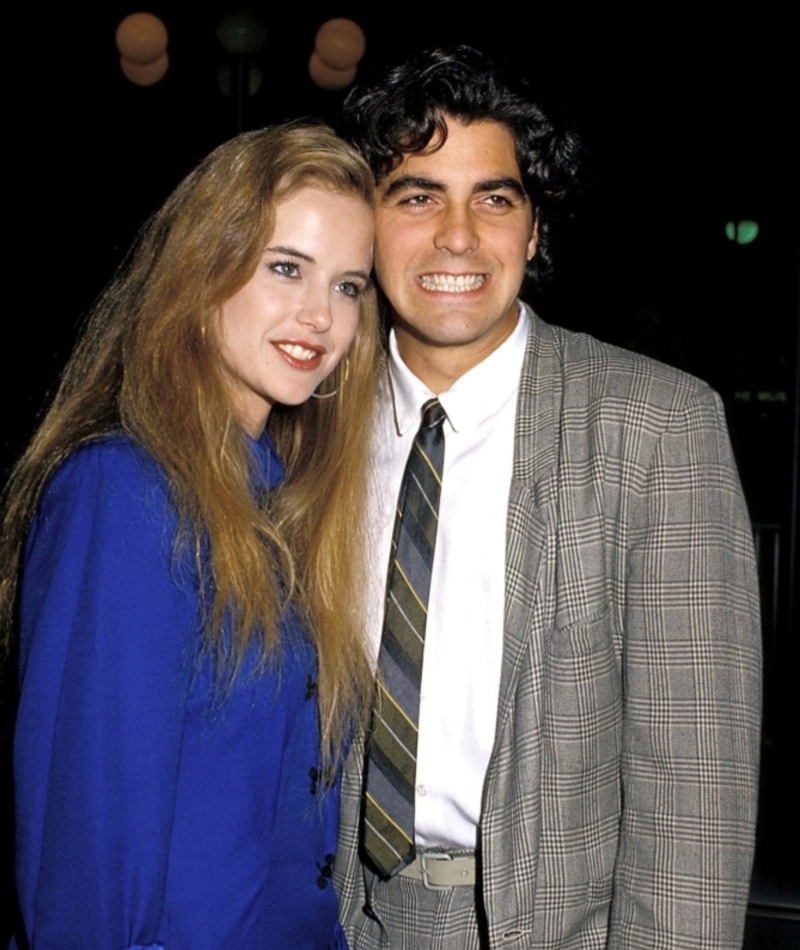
[421,398,447,430]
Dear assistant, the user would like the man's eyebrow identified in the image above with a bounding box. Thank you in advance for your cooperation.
[381,176,445,200]
[475,178,527,199]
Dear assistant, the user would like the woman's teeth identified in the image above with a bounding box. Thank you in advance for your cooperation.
[277,343,319,361]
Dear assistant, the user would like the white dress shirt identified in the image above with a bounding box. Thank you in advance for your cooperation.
[366,306,528,850]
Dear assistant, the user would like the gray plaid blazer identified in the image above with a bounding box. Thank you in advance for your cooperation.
[334,308,762,949]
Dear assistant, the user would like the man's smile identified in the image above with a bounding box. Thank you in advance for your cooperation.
[417,273,488,292]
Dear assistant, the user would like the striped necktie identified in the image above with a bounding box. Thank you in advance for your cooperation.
[363,398,447,878]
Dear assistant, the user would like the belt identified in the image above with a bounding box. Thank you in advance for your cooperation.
[399,851,476,890]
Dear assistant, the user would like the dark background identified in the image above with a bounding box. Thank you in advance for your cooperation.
[4,4,798,945]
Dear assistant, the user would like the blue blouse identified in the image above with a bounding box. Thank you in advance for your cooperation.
[12,433,348,950]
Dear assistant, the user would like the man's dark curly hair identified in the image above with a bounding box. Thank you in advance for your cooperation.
[340,46,583,287]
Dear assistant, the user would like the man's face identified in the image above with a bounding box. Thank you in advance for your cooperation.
[374,117,537,387]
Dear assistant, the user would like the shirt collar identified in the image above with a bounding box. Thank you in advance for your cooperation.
[387,303,529,435]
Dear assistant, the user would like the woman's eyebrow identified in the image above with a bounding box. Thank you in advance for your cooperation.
[343,270,374,285]
[265,244,314,262]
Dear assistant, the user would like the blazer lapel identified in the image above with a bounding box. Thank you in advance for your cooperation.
[496,308,561,730]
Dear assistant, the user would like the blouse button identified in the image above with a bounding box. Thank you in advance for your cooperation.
[316,853,335,889]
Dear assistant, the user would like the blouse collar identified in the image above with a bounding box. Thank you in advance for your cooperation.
[245,429,285,491]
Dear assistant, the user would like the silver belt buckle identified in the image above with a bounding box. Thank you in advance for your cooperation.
[420,852,456,891]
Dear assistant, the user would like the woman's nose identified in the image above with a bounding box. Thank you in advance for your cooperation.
[297,289,333,332]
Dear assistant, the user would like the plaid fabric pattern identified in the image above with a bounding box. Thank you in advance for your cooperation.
[349,868,483,950]
[334,307,761,949]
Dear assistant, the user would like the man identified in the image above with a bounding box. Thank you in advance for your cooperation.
[333,47,761,949]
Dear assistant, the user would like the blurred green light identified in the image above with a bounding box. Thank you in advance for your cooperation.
[725,220,759,244]
[737,220,759,244]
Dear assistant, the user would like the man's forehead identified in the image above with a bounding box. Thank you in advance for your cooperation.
[382,116,524,188]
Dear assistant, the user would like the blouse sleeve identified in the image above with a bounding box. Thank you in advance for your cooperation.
[14,439,196,950]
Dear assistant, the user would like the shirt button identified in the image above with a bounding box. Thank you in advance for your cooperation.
[416,784,428,797]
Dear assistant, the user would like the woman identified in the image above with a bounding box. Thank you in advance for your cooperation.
[1,122,379,949]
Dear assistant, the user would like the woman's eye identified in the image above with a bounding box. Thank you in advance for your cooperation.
[336,281,362,299]
[270,261,300,278]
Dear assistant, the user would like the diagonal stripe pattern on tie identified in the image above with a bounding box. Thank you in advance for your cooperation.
[363,398,447,879]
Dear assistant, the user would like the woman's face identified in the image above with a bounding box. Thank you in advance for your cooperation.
[219,185,374,437]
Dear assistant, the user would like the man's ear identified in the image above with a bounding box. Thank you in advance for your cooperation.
[526,217,539,262]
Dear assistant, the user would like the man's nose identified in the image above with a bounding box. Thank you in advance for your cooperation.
[433,203,479,255]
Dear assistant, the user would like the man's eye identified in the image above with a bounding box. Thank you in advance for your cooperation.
[483,195,512,208]
[402,195,433,208]
[270,261,300,278]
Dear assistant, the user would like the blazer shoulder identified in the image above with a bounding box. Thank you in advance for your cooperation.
[525,308,718,417]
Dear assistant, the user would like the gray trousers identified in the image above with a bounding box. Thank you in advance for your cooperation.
[347,866,485,950]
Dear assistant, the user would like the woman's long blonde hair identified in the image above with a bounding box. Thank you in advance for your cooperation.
[0,122,380,767]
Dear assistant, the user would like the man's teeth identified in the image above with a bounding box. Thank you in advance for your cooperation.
[419,274,486,292]
[278,343,318,361]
